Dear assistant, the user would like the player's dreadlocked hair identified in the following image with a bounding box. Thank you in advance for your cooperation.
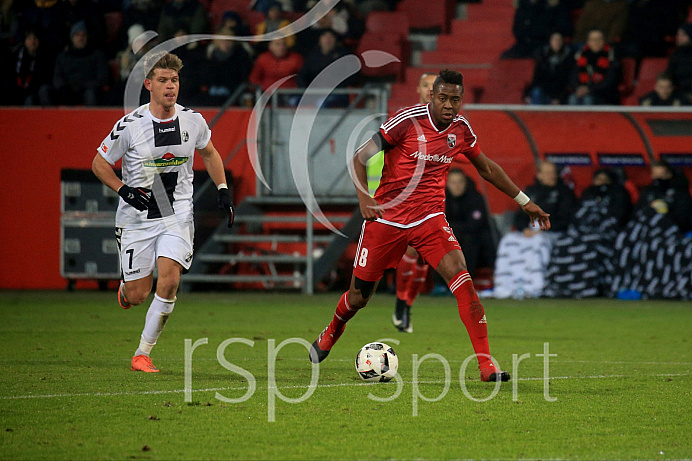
[145,52,183,79]
[433,69,464,94]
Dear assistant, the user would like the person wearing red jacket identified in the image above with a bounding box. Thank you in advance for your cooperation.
[249,37,303,92]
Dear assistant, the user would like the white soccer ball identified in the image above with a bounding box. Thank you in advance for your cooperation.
[355,342,399,382]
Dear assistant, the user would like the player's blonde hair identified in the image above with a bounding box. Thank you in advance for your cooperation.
[145,52,183,80]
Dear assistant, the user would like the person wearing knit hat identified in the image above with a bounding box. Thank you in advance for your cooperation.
[70,20,87,38]
[47,19,108,105]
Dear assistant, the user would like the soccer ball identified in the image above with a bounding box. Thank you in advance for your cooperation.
[355,342,399,382]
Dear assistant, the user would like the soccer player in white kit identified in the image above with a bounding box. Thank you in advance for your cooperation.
[92,52,235,372]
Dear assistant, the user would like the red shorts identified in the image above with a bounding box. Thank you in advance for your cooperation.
[352,214,462,282]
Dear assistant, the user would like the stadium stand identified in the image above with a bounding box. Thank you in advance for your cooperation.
[618,57,637,105]
[397,0,455,33]
[480,58,534,104]
[364,11,409,41]
[630,57,670,103]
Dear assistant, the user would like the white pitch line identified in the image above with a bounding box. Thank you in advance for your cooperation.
[2,372,690,401]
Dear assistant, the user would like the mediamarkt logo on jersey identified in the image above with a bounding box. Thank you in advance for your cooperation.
[143,152,189,168]
[409,151,453,164]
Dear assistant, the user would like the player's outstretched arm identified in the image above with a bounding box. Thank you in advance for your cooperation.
[352,138,384,221]
[470,151,551,231]
[199,140,234,228]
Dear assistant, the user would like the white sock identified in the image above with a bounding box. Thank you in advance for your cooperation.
[134,293,176,357]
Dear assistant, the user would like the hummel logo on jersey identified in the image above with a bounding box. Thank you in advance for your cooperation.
[417,134,427,142]
[153,119,182,147]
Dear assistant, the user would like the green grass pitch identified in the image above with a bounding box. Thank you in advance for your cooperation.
[1,290,691,460]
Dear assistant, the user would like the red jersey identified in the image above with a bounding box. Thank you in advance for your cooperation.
[375,103,481,227]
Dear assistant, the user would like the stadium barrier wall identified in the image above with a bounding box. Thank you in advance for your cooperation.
[1,106,691,289]
[0,108,254,290]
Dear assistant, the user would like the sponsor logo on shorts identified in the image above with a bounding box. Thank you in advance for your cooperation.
[125,268,141,275]
[448,235,457,242]
[185,251,193,262]
[442,226,452,233]
[409,151,453,164]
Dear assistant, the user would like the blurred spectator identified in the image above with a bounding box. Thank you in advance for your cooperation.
[619,0,687,59]
[157,0,208,43]
[1,28,51,105]
[514,161,578,234]
[117,24,149,82]
[444,168,497,278]
[665,23,692,104]
[254,1,295,51]
[567,28,621,105]
[1,0,19,52]
[15,0,68,59]
[62,0,106,53]
[636,160,692,233]
[297,28,356,107]
[168,26,206,106]
[295,1,351,54]
[47,21,108,105]
[249,37,303,91]
[121,0,163,49]
[524,31,574,104]
[105,23,153,106]
[251,0,295,13]
[543,168,631,299]
[639,73,688,106]
[580,168,632,227]
[219,10,251,37]
[501,0,573,59]
[494,161,577,298]
[573,0,628,44]
[196,26,252,106]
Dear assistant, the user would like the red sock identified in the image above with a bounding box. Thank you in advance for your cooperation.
[396,254,417,303]
[449,271,491,369]
[328,292,359,336]
[406,263,428,306]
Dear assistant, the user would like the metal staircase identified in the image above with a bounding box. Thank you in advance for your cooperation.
[184,197,362,294]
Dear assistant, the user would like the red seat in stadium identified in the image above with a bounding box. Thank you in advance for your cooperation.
[397,0,454,33]
[619,57,637,102]
[480,59,534,104]
[357,33,407,81]
[627,57,669,104]
[638,57,668,82]
[365,11,409,40]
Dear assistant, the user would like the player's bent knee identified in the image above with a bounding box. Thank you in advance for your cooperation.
[354,277,376,301]
[126,287,150,306]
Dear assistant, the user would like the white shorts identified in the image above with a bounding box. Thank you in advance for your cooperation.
[116,220,194,281]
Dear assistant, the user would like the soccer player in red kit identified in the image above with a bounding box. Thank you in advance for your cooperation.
[309,69,551,382]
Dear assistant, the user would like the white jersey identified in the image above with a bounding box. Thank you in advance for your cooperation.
[98,103,212,228]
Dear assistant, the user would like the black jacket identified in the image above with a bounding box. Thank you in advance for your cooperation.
[514,180,578,232]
